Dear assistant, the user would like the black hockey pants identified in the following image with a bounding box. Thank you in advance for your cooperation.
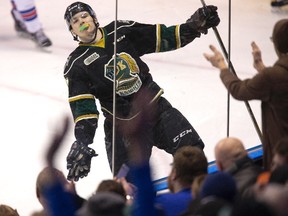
[104,96,205,177]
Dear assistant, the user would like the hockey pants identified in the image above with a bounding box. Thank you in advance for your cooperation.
[104,97,205,178]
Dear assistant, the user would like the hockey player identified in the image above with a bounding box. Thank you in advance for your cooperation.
[10,0,52,47]
[271,0,288,7]
[63,2,220,181]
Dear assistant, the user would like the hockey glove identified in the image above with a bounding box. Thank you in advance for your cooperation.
[186,5,220,34]
[66,141,98,181]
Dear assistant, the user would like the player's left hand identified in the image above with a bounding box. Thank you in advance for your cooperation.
[203,6,220,29]
[187,5,220,34]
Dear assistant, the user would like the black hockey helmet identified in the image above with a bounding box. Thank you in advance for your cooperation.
[64,2,97,30]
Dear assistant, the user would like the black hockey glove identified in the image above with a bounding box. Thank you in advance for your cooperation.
[66,141,98,181]
[186,5,220,34]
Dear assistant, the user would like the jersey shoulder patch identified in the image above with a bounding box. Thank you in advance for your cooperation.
[64,47,90,76]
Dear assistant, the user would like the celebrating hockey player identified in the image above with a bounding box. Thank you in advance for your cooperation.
[63,1,220,181]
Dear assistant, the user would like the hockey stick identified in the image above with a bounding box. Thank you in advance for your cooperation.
[200,0,264,144]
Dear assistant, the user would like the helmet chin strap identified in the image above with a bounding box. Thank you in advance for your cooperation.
[85,22,99,44]
[71,32,79,41]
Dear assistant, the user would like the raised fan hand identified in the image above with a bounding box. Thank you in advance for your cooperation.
[251,41,265,73]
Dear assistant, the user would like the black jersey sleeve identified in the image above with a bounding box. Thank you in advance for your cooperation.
[120,20,201,56]
[64,54,99,145]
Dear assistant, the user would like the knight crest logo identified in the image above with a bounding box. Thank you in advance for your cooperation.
[104,52,142,96]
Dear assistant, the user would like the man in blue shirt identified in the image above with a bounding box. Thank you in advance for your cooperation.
[155,146,208,216]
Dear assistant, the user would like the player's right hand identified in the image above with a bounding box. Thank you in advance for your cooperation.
[66,141,98,181]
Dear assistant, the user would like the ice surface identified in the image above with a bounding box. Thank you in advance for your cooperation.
[0,0,287,215]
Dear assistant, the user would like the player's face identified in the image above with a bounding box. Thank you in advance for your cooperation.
[70,11,97,42]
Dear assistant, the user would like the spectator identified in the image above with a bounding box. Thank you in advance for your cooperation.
[231,196,276,216]
[254,183,288,216]
[76,192,127,216]
[214,137,263,197]
[271,136,288,171]
[182,196,232,216]
[253,137,288,189]
[96,179,128,203]
[32,166,85,216]
[115,177,138,206]
[0,204,19,216]
[204,19,288,170]
[199,172,237,202]
[269,164,288,184]
[181,172,236,216]
[155,146,208,216]
[191,174,207,199]
[32,116,84,216]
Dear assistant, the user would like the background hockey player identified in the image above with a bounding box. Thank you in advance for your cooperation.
[63,1,220,181]
[271,0,288,7]
[10,0,52,47]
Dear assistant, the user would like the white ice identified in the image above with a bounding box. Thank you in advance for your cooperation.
[0,0,287,215]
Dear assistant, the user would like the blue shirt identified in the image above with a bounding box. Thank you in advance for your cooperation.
[155,188,192,216]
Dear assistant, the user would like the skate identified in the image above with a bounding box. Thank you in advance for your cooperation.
[271,0,288,7]
[11,9,30,38]
[30,29,52,47]
[11,9,52,47]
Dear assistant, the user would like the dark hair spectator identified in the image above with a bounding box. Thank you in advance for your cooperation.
[155,146,208,216]
[96,179,127,201]
[76,192,127,216]
[199,172,237,202]
[0,204,19,216]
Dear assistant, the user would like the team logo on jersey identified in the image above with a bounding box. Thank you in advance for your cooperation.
[84,52,100,65]
[104,52,142,96]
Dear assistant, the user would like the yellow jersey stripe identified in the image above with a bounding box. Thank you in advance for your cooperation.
[75,114,99,123]
[69,94,94,102]
[156,24,161,52]
[175,25,181,49]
